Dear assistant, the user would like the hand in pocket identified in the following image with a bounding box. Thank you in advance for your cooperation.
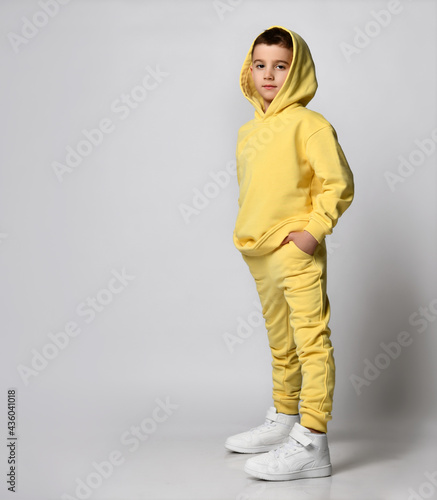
[279,230,318,255]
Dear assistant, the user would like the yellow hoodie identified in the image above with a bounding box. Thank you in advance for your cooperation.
[233,26,354,256]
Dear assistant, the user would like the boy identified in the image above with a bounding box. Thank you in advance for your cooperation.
[225,26,354,481]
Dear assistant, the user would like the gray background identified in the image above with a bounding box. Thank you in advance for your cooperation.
[1,0,436,499]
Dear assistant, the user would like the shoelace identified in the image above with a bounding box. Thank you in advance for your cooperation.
[271,435,303,458]
[249,418,275,433]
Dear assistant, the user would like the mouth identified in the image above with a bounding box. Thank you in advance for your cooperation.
[263,85,277,89]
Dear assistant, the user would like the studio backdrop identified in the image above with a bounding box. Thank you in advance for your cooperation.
[1,0,436,498]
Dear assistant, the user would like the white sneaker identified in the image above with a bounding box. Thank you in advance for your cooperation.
[225,407,300,454]
[244,422,332,481]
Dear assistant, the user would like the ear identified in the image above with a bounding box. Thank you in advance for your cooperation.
[249,65,253,74]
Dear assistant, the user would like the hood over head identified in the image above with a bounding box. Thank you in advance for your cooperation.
[239,26,318,120]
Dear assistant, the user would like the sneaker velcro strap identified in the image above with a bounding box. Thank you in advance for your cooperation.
[265,407,278,422]
[290,424,313,447]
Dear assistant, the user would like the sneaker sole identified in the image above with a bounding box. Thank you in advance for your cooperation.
[224,442,287,454]
[244,463,332,481]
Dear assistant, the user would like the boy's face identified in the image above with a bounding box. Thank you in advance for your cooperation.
[250,43,293,111]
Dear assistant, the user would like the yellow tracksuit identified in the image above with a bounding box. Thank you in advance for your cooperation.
[233,26,354,432]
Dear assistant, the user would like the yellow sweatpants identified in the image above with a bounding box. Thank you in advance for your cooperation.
[241,238,335,433]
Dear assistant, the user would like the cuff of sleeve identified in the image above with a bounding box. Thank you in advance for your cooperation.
[303,219,330,243]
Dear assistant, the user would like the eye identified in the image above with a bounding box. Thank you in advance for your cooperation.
[276,65,286,70]
[255,64,264,69]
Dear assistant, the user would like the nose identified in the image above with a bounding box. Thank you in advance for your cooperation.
[264,67,274,79]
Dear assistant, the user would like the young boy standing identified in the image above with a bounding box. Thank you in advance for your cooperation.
[225,26,354,481]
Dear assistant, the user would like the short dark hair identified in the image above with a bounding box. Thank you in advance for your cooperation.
[251,27,293,60]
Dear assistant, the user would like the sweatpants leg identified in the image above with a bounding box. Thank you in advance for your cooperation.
[241,238,335,433]
[242,253,302,414]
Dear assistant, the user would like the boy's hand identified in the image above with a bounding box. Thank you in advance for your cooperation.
[279,230,319,255]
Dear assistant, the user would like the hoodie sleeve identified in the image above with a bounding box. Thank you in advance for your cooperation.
[303,126,354,243]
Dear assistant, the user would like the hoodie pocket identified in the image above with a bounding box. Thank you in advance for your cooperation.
[288,240,313,258]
